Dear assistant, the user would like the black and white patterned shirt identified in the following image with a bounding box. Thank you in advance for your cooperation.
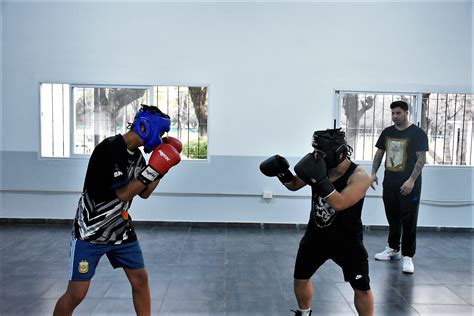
[73,134,146,244]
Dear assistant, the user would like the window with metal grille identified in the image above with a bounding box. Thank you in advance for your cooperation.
[40,83,208,160]
[336,90,473,166]
[421,93,473,165]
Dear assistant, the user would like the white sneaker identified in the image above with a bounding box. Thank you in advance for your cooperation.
[402,256,415,273]
[374,246,401,261]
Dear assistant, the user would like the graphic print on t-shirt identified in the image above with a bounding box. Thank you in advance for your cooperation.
[74,135,145,244]
[386,137,408,172]
[312,194,337,228]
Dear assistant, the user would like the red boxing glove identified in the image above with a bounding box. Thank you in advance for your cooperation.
[162,136,183,153]
[137,144,181,185]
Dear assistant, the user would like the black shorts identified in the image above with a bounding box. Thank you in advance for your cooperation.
[293,229,370,291]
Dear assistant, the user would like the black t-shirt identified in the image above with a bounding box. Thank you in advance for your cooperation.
[375,124,428,185]
[309,161,364,239]
[73,134,146,244]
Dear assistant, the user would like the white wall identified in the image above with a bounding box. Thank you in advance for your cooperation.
[1,1,473,227]
[1,2,4,210]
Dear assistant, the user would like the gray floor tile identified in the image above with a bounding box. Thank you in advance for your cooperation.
[159,299,225,315]
[91,298,137,315]
[412,304,474,315]
[165,279,225,301]
[0,224,472,315]
[445,285,474,305]
[225,299,290,316]
[309,301,356,315]
[391,283,470,305]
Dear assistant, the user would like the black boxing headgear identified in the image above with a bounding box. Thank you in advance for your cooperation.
[312,128,352,168]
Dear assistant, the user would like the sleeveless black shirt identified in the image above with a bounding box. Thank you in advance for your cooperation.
[310,161,364,239]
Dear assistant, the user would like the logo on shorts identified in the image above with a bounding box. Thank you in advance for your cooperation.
[355,275,362,280]
[78,260,89,274]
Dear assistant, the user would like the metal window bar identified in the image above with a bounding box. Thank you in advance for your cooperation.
[351,95,357,157]
[460,94,467,165]
[188,92,191,158]
[61,84,65,156]
[464,94,472,166]
[361,94,366,160]
[82,88,86,155]
[50,84,55,156]
[452,94,458,164]
[167,86,170,116]
[177,87,183,157]
[381,96,385,133]
[371,94,376,159]
[460,94,468,165]
[470,96,473,166]
[125,93,128,132]
[442,94,448,164]
[114,89,117,136]
[423,94,431,164]
[197,94,201,159]
[434,94,440,165]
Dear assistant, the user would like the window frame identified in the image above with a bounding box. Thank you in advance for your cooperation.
[69,84,154,159]
[334,89,473,167]
[334,89,421,127]
[39,82,209,161]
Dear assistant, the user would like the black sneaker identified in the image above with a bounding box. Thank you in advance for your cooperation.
[291,310,312,316]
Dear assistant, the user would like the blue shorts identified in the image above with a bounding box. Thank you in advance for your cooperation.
[69,237,145,281]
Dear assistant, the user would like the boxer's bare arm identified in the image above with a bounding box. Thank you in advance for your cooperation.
[285,176,307,191]
[325,167,373,211]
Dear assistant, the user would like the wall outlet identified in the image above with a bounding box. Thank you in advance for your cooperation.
[262,191,273,199]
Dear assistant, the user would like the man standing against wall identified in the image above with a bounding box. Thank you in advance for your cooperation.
[371,100,428,274]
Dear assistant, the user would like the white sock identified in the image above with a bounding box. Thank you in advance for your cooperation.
[298,308,311,316]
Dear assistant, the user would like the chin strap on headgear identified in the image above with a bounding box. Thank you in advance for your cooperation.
[312,128,353,169]
[131,104,171,153]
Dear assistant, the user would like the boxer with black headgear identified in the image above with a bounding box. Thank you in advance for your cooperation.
[311,128,353,169]
[260,125,375,316]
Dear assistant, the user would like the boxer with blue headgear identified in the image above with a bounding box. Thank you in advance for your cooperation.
[53,104,182,316]
[131,104,171,153]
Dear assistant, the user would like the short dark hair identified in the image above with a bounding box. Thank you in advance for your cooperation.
[390,100,408,111]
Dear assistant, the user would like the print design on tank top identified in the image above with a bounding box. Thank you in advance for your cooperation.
[312,194,337,228]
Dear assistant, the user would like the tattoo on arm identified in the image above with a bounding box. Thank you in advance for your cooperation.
[372,150,384,174]
[410,151,426,181]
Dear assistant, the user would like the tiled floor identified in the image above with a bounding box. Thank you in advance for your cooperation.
[0,224,472,315]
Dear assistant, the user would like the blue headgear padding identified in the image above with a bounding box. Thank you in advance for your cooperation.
[131,105,171,153]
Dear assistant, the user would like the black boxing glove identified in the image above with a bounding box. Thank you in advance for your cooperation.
[294,152,336,199]
[259,155,295,185]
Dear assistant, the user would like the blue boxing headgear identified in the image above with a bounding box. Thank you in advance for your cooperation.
[131,104,171,153]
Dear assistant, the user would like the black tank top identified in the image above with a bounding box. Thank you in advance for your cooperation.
[310,161,364,238]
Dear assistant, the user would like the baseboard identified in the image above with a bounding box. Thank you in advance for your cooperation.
[0,218,473,232]
[0,218,307,230]
[0,218,474,233]
[0,218,73,226]
[363,224,474,233]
